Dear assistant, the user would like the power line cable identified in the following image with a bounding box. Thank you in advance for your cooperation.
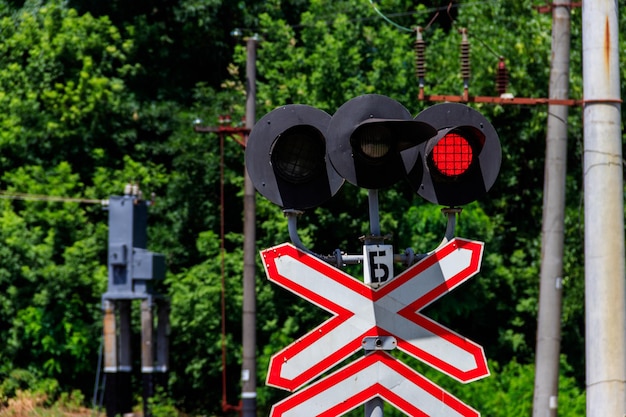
[0,190,107,205]
[367,0,414,32]
[365,0,505,61]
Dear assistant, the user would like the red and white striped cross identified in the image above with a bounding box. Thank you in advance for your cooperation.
[262,237,490,393]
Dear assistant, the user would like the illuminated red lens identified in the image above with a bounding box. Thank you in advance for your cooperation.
[431,132,473,176]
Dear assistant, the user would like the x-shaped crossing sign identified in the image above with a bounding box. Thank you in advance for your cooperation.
[262,238,489,415]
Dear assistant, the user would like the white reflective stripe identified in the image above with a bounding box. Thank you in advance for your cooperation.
[242,392,257,399]
[154,365,168,373]
[104,366,133,372]
[142,366,154,373]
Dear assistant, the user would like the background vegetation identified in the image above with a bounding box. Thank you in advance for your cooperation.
[0,0,621,415]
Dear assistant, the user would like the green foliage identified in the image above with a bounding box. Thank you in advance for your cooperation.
[0,368,59,406]
[54,389,85,412]
[166,230,244,412]
[431,358,585,417]
[147,386,182,417]
[0,163,106,391]
[0,0,617,415]
[0,0,139,176]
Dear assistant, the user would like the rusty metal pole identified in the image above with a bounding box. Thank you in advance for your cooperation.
[103,300,117,374]
[102,299,132,416]
[103,300,118,417]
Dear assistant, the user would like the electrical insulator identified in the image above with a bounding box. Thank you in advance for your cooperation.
[496,57,509,96]
[459,28,470,88]
[414,27,426,85]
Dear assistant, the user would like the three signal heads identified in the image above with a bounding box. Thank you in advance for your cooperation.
[245,94,501,210]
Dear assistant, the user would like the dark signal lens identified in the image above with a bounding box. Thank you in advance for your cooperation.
[431,132,474,177]
[271,126,326,184]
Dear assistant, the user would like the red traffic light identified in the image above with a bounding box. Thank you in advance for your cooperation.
[430,130,475,176]
[245,105,344,210]
[412,103,501,206]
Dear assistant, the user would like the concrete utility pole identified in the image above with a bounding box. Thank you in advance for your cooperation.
[582,2,626,417]
[241,35,259,417]
[532,1,571,416]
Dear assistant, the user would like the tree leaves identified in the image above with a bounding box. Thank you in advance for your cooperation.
[0,0,603,414]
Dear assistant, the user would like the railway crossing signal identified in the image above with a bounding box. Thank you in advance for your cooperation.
[246,95,501,416]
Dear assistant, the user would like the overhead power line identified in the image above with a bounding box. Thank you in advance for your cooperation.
[0,190,108,205]
[368,0,414,32]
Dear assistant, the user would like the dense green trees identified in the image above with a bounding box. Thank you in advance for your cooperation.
[0,0,621,415]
